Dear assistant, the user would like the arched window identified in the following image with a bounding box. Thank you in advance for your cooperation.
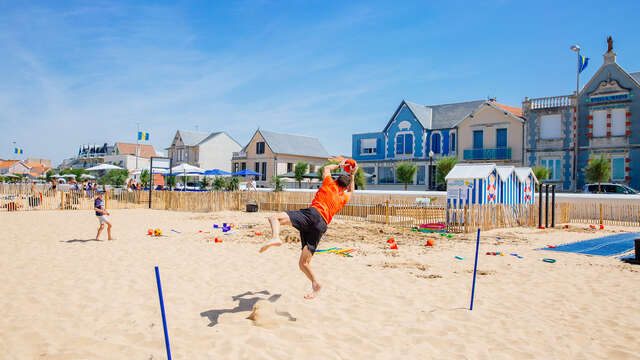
[431,133,441,154]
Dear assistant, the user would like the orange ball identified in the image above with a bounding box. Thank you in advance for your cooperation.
[426,239,434,247]
[344,159,356,173]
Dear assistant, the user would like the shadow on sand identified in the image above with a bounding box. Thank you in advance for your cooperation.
[200,290,296,327]
[63,239,103,243]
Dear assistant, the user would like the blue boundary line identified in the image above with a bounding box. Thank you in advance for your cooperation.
[155,266,172,360]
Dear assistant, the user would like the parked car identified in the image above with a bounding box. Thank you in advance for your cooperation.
[583,183,638,194]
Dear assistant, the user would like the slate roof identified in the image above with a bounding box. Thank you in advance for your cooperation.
[630,72,640,86]
[258,130,330,158]
[178,130,210,146]
[429,100,486,129]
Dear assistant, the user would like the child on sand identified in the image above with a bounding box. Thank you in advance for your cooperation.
[260,159,357,299]
[94,192,115,241]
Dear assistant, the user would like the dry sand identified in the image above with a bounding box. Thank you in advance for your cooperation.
[1,209,639,359]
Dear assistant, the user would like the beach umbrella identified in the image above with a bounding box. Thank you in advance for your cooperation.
[62,174,77,178]
[203,169,231,176]
[80,174,96,179]
[169,163,205,190]
[277,171,296,179]
[2,173,19,178]
[86,163,123,171]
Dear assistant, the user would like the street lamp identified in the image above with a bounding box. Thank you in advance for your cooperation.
[428,150,434,190]
[570,44,581,191]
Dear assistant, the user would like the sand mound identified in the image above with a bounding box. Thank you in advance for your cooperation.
[248,300,284,328]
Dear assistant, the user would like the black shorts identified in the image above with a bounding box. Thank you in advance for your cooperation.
[285,207,327,254]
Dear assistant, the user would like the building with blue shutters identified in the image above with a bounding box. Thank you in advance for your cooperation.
[352,99,524,189]
[523,39,640,191]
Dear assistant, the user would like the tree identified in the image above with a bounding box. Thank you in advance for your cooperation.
[213,176,226,191]
[294,162,308,188]
[98,169,129,187]
[532,166,549,191]
[396,162,417,190]
[166,175,177,190]
[354,167,366,190]
[140,170,150,189]
[45,170,55,183]
[200,175,211,190]
[226,177,239,191]
[585,153,611,193]
[271,175,284,192]
[435,157,458,189]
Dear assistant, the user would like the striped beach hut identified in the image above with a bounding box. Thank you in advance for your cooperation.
[515,167,537,205]
[445,163,502,209]
[496,166,518,205]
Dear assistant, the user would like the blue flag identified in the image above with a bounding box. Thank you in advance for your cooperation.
[14,147,23,154]
[138,131,150,141]
[578,55,589,73]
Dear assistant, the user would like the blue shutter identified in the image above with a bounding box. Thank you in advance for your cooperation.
[404,134,413,155]
[396,135,404,154]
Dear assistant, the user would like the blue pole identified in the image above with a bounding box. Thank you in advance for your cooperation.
[469,228,480,310]
[154,266,172,360]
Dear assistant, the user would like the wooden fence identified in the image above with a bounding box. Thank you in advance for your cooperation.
[3,184,640,231]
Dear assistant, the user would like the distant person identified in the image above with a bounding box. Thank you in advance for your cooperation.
[94,191,115,241]
[249,179,257,191]
[259,159,357,299]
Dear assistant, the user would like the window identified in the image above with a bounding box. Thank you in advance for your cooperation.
[417,165,426,185]
[361,138,377,154]
[254,162,260,181]
[261,162,267,181]
[611,156,625,181]
[379,166,395,184]
[241,162,246,170]
[611,108,626,136]
[450,133,456,152]
[309,165,315,173]
[431,133,440,154]
[592,110,607,137]
[363,167,375,184]
[540,114,561,139]
[256,141,265,154]
[396,134,404,154]
[540,158,561,181]
[473,130,483,149]
[396,134,413,155]
[287,163,293,172]
[496,128,507,148]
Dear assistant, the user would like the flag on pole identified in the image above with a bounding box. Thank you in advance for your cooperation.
[138,131,150,141]
[578,55,589,73]
[14,147,23,154]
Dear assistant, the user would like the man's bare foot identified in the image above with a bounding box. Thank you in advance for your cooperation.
[259,238,282,253]
[108,238,115,241]
[304,283,322,299]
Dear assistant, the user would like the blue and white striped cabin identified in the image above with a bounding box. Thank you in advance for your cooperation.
[515,167,537,205]
[445,163,503,209]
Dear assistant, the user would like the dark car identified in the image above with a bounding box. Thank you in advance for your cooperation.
[583,183,638,194]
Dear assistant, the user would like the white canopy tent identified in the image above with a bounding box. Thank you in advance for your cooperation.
[85,163,123,171]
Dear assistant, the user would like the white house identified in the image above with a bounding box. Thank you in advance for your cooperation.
[167,130,242,171]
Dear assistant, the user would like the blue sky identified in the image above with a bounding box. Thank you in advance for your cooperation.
[1,0,639,165]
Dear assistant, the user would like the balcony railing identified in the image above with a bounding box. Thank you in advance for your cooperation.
[232,151,247,159]
[463,147,512,160]
[524,95,574,110]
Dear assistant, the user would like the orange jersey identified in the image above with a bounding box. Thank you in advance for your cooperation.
[311,176,351,224]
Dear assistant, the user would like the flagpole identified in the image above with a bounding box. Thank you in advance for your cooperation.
[570,45,581,192]
[136,122,140,170]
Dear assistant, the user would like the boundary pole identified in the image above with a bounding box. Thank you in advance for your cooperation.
[154,266,172,360]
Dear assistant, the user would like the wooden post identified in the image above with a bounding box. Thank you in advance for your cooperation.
[464,204,468,233]
[599,203,603,225]
[385,200,389,225]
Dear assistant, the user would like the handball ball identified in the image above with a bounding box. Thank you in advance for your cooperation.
[344,159,356,173]
[154,228,162,236]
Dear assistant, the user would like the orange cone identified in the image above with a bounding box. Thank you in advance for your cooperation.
[386,238,395,244]
[390,243,398,250]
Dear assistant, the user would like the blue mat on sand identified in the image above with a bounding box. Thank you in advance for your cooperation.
[538,232,640,256]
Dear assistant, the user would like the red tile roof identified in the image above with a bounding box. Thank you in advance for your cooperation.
[115,143,157,158]
[493,102,523,118]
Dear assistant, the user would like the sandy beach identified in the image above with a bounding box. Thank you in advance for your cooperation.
[1,209,639,359]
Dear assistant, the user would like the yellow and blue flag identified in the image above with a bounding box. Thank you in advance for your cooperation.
[578,55,589,73]
[14,147,23,154]
[138,131,150,141]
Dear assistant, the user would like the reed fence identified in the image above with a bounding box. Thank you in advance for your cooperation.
[3,184,640,232]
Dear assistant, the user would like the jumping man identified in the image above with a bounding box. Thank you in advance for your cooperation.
[94,191,115,241]
[260,159,357,299]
